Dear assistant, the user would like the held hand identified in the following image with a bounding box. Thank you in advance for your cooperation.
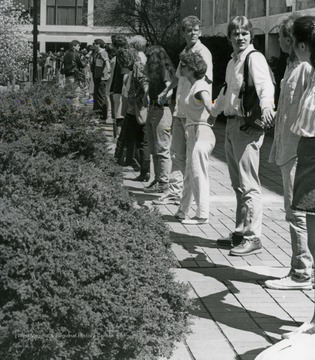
[142,94,149,107]
[261,108,275,129]
[208,114,217,127]
[158,90,167,104]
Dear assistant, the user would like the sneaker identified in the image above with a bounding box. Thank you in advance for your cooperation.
[281,322,315,339]
[174,209,186,220]
[145,179,158,189]
[217,232,243,247]
[265,276,312,291]
[144,181,169,194]
[229,238,262,256]
[152,192,181,205]
[181,217,209,225]
[132,173,150,182]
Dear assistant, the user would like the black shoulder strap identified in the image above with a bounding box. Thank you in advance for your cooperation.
[244,50,259,90]
[239,50,260,99]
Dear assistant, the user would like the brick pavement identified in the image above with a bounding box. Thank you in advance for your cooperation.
[103,119,314,360]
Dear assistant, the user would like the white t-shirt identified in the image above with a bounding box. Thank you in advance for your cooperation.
[174,40,213,118]
[184,79,211,126]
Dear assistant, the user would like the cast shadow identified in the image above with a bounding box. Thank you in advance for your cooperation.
[170,231,297,358]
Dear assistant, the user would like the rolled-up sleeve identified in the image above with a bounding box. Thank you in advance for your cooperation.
[249,52,275,110]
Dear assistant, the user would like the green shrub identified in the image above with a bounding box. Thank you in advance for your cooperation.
[0,85,191,359]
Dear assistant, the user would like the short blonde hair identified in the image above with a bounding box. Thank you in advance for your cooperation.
[130,35,147,52]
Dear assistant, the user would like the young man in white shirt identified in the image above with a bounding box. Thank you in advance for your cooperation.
[211,16,275,256]
[152,15,213,204]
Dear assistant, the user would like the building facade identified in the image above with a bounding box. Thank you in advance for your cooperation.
[17,0,130,52]
[180,0,315,58]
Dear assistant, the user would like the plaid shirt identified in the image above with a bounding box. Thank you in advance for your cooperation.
[126,60,148,115]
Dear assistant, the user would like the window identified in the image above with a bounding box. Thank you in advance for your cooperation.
[296,0,315,11]
[248,0,266,18]
[201,0,213,26]
[215,0,228,24]
[46,0,87,26]
[269,0,287,15]
[230,0,245,18]
[45,42,87,52]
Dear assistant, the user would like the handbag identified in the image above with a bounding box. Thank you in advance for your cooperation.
[239,50,274,131]
[134,97,148,125]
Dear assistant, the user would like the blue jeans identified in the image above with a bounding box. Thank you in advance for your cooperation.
[146,106,172,183]
[225,118,264,239]
[168,117,187,196]
[280,158,313,281]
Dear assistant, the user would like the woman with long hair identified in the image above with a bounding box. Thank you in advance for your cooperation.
[144,45,175,193]
[115,47,151,181]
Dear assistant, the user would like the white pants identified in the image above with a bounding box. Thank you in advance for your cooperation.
[180,123,216,218]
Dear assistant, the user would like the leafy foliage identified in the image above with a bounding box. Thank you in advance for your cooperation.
[94,0,180,48]
[0,84,191,359]
[0,0,32,84]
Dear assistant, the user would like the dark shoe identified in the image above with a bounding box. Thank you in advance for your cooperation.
[132,173,150,182]
[229,238,262,256]
[217,232,243,247]
[144,182,169,194]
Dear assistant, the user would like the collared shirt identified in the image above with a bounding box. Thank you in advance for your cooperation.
[291,69,315,137]
[269,60,312,166]
[174,39,213,118]
[212,44,274,118]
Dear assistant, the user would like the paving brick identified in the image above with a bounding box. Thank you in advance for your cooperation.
[119,121,312,360]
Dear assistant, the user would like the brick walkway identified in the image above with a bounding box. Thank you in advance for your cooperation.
[104,119,314,360]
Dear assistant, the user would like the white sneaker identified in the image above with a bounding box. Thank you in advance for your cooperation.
[281,322,315,339]
[181,217,208,225]
[174,210,185,220]
[265,276,312,291]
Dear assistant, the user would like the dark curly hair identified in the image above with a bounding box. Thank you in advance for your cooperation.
[112,35,128,50]
[179,51,207,80]
[116,48,140,70]
[145,46,175,83]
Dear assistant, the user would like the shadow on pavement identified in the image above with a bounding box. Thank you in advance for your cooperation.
[170,232,296,357]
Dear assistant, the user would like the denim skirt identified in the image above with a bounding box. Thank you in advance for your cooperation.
[292,136,315,213]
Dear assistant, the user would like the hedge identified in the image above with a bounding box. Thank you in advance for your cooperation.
[0,84,191,360]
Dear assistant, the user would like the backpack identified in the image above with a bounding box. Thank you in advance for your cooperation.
[238,50,275,131]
